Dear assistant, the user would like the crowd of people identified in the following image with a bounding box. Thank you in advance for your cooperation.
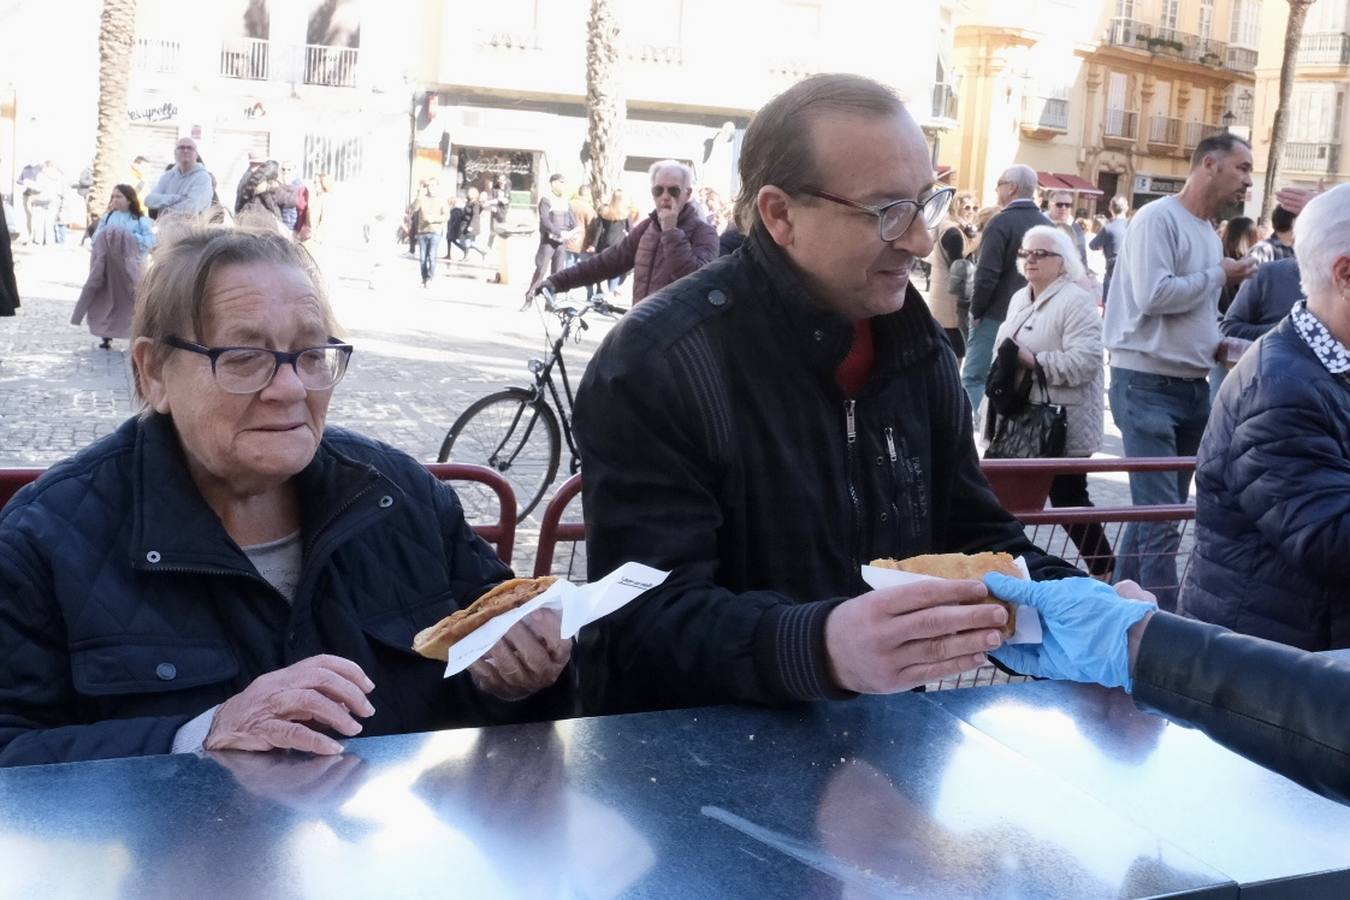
[0,74,1345,807]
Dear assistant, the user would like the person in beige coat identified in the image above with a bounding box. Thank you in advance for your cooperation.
[988,224,1114,577]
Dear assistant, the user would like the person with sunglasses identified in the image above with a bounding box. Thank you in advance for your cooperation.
[528,160,719,307]
[571,74,1088,717]
[1046,190,1088,272]
[0,227,574,767]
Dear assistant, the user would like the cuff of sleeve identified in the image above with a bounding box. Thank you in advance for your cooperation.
[171,704,221,754]
[754,600,854,702]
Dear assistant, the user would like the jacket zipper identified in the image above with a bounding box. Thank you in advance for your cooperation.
[884,425,901,549]
[845,399,863,572]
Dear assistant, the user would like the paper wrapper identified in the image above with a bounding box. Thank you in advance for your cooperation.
[444,562,670,676]
[859,557,1043,645]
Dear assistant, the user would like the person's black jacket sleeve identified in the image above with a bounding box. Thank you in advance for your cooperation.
[970,216,1010,321]
[1134,612,1350,804]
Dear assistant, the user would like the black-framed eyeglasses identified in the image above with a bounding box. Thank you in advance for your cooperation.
[651,185,684,199]
[1016,249,1062,261]
[804,187,954,242]
[1054,202,1073,209]
[165,336,353,395]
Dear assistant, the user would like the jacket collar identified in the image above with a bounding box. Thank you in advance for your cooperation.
[744,224,941,385]
[129,413,388,573]
[1027,276,1071,310]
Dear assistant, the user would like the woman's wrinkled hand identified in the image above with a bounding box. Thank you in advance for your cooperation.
[468,608,572,701]
[204,654,376,755]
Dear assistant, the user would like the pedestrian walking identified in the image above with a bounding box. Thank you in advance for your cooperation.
[145,138,216,220]
[528,174,578,292]
[1089,195,1129,305]
[925,194,974,358]
[585,189,632,297]
[412,179,450,287]
[71,185,154,349]
[1103,133,1257,610]
[0,196,18,317]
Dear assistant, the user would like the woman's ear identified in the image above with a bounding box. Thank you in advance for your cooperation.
[131,337,172,414]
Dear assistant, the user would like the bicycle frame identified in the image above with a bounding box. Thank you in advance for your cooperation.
[528,328,583,473]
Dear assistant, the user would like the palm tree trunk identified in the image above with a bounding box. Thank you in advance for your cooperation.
[585,0,624,205]
[1260,0,1314,223]
[90,0,138,228]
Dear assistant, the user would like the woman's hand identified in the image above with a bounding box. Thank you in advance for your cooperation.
[1016,344,1037,369]
[468,608,572,701]
[203,654,376,755]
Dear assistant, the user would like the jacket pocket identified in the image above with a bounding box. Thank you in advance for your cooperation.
[71,637,239,696]
[361,593,458,657]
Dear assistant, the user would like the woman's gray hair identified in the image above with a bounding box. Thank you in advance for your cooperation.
[648,159,695,192]
[1019,225,1086,283]
[130,224,336,406]
[1294,183,1350,299]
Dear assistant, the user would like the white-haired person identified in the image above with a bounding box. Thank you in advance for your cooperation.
[984,225,1114,578]
[528,160,719,306]
[1179,183,1350,650]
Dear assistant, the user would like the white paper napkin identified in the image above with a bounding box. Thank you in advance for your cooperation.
[444,562,670,676]
[859,557,1043,644]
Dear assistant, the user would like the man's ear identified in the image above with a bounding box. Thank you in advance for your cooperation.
[757,185,795,248]
[131,337,172,414]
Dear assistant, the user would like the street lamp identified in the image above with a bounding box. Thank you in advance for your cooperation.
[1222,109,1236,132]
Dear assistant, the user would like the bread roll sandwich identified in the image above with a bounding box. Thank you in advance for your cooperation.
[868,552,1023,636]
[412,576,559,661]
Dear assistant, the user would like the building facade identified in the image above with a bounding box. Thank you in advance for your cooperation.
[1249,0,1349,217]
[3,0,417,229]
[411,0,963,210]
[943,0,1259,214]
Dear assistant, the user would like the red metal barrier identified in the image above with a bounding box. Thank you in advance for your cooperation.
[533,473,584,578]
[0,468,42,511]
[981,456,1196,516]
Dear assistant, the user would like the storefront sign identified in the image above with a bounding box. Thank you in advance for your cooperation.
[1136,174,1184,195]
[128,102,178,123]
[462,151,533,178]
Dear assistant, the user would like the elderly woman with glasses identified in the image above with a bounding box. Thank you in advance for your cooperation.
[0,228,573,767]
[984,225,1114,578]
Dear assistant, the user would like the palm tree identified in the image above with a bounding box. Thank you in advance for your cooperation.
[1259,0,1316,222]
[90,0,138,230]
[585,0,624,205]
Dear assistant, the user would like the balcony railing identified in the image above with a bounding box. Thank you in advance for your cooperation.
[475,29,539,51]
[1107,17,1151,48]
[220,37,270,80]
[1282,142,1340,175]
[133,37,182,75]
[1105,108,1139,141]
[1226,46,1258,73]
[1183,120,1222,149]
[1298,33,1350,66]
[627,44,684,65]
[931,82,959,121]
[304,44,358,87]
[1148,115,1182,146]
[1022,95,1069,131]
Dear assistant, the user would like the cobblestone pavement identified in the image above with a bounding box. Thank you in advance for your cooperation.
[4,243,1190,577]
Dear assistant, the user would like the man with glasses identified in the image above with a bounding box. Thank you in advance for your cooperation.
[962,164,1051,411]
[572,74,1086,716]
[145,137,216,220]
[1047,189,1088,270]
[528,160,718,306]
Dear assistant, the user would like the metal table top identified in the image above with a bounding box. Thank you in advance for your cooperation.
[1,681,1345,899]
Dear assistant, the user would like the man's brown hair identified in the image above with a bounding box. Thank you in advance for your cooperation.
[733,73,904,231]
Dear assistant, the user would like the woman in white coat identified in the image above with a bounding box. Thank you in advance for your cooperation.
[988,224,1114,578]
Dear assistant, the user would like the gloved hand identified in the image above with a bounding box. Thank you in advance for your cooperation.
[983,573,1157,693]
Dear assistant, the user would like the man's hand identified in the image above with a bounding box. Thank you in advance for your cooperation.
[983,574,1156,692]
[1274,182,1324,216]
[468,608,571,701]
[1221,256,1258,285]
[656,208,679,231]
[824,580,1007,694]
[204,654,376,755]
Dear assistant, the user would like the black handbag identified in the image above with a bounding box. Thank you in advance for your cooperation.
[985,364,1067,459]
[985,335,1033,417]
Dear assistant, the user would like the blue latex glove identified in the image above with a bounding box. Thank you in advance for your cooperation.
[983,573,1157,693]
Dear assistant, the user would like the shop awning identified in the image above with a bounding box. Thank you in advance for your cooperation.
[936,165,954,184]
[1036,171,1104,196]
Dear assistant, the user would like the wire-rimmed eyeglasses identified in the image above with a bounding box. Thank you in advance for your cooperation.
[165,336,353,395]
[804,186,955,242]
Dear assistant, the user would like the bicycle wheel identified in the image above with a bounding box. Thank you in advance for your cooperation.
[439,388,561,519]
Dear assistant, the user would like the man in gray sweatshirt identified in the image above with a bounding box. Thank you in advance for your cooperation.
[1103,132,1256,610]
[145,137,215,220]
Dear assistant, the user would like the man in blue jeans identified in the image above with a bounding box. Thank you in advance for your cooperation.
[1104,133,1256,610]
[412,179,450,287]
[963,165,1050,410]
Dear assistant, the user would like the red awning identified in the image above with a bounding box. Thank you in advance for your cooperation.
[1054,173,1104,196]
[936,165,954,183]
[1036,171,1072,190]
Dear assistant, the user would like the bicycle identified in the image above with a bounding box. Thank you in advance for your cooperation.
[437,286,625,520]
